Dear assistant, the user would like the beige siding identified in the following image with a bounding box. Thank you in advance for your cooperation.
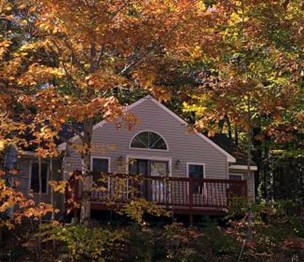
[65,98,229,179]
[229,169,255,200]
[16,156,64,215]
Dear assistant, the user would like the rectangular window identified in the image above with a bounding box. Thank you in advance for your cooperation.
[30,162,48,193]
[229,174,243,181]
[92,158,109,186]
[229,174,244,196]
[188,163,205,194]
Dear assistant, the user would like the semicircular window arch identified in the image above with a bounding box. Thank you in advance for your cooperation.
[130,131,168,150]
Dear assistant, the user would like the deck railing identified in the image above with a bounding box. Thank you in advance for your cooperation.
[71,172,247,210]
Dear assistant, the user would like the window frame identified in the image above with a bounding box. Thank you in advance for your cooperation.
[126,155,172,202]
[29,161,49,195]
[229,173,244,181]
[186,162,206,195]
[129,130,169,152]
[126,155,172,176]
[90,156,110,187]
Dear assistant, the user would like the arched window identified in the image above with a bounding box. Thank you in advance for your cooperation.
[130,131,168,150]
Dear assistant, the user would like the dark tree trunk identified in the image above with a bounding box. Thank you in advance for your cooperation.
[79,118,94,223]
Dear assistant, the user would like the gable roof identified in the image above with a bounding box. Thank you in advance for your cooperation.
[58,95,236,163]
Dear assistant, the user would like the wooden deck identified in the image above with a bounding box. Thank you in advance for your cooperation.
[70,172,248,217]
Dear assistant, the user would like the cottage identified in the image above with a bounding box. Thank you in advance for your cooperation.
[58,95,256,218]
[7,95,257,221]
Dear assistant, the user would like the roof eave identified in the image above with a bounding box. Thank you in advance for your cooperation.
[229,164,258,171]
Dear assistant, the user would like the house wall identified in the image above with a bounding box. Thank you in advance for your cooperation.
[16,155,64,215]
[229,168,255,200]
[64,98,229,180]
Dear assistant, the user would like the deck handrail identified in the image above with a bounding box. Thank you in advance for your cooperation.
[69,171,248,210]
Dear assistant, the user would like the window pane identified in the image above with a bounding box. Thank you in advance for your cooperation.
[128,159,138,175]
[131,132,148,148]
[189,164,204,179]
[229,175,242,181]
[31,163,48,193]
[92,158,109,173]
[131,131,167,150]
[151,161,167,176]
[92,158,109,187]
[152,139,167,149]
[128,159,149,176]
[189,164,204,194]
[149,132,160,148]
[149,132,167,149]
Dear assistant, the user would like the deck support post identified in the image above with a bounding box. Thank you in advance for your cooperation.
[189,214,193,226]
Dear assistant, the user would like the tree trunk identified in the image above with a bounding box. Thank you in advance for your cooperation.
[234,126,239,146]
[246,97,254,241]
[225,115,232,139]
[50,158,55,220]
[79,118,94,223]
[38,157,42,257]
[80,8,97,223]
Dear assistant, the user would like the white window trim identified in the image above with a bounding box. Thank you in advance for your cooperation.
[186,162,206,179]
[90,156,111,173]
[186,162,206,195]
[129,129,169,152]
[29,160,49,195]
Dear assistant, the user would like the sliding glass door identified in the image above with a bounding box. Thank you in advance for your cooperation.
[129,159,168,202]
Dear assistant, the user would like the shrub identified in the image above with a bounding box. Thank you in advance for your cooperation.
[42,223,125,261]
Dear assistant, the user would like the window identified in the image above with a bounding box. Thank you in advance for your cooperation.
[130,131,167,150]
[188,163,205,194]
[229,174,244,196]
[229,174,243,181]
[30,163,48,193]
[91,158,109,186]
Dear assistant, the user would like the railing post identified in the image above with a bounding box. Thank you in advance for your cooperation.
[130,175,137,200]
[189,177,194,226]
[165,177,169,209]
[189,178,193,206]
[73,174,252,216]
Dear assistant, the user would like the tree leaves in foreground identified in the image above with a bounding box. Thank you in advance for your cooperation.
[183,0,303,144]
[17,0,231,222]
[1,0,303,227]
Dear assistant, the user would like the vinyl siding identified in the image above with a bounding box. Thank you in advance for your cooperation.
[16,156,64,214]
[65,97,228,179]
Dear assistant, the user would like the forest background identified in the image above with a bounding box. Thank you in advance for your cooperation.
[0,0,303,261]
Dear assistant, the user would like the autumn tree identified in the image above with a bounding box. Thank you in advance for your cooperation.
[12,0,230,222]
[0,1,57,233]
[183,0,304,185]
